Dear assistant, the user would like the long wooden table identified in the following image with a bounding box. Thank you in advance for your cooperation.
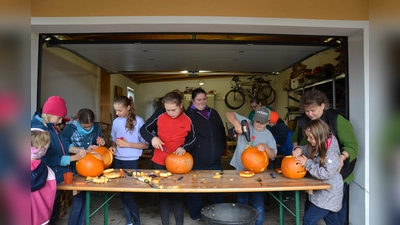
[58,169,330,225]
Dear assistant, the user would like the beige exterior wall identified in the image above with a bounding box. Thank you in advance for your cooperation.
[32,0,369,20]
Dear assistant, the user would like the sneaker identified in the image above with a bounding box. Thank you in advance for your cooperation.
[282,196,294,202]
[196,218,205,222]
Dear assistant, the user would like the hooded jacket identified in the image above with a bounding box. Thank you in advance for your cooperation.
[31,112,72,184]
[297,134,343,212]
[185,105,226,168]
[31,160,56,225]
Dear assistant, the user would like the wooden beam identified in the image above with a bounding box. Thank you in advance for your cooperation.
[100,69,111,124]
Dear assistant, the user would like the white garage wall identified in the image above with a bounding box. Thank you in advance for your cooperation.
[40,46,101,120]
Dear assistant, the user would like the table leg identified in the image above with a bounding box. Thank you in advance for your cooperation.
[279,191,284,225]
[86,191,91,224]
[104,192,108,225]
[295,191,300,225]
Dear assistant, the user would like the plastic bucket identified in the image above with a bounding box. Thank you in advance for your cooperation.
[201,203,258,225]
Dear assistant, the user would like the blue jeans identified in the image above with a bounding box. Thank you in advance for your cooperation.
[68,191,86,225]
[237,192,265,225]
[337,183,348,225]
[114,159,140,225]
[186,163,224,220]
[303,199,340,225]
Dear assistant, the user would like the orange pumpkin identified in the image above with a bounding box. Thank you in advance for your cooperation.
[241,147,269,173]
[165,152,194,174]
[281,155,307,179]
[94,146,113,169]
[76,152,104,177]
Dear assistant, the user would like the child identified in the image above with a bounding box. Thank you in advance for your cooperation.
[292,119,343,225]
[226,107,277,225]
[140,91,196,225]
[61,108,105,225]
[31,128,57,225]
[31,96,87,224]
[269,110,293,156]
[109,96,149,225]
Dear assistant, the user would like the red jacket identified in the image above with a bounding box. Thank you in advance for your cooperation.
[141,111,196,165]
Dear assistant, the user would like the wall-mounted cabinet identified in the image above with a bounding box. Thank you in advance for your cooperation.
[286,74,347,123]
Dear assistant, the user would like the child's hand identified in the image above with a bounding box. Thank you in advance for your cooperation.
[234,124,242,134]
[77,149,87,160]
[174,147,186,156]
[255,143,267,152]
[96,136,106,146]
[109,147,116,155]
[116,138,129,148]
[292,147,302,157]
[151,137,165,151]
[295,155,307,166]
[87,145,98,151]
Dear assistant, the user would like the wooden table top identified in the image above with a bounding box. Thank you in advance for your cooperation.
[57,169,330,193]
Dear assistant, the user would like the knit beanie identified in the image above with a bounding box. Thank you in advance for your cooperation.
[269,111,279,124]
[42,96,67,117]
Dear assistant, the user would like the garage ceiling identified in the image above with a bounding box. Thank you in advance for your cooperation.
[44,33,342,83]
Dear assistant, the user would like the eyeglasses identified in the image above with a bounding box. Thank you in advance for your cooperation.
[250,104,258,109]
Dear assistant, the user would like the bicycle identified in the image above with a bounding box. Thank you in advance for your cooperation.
[224,75,276,110]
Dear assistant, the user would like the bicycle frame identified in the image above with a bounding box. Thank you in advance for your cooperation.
[225,75,276,110]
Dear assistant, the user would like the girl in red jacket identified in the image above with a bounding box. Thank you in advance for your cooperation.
[141,91,196,225]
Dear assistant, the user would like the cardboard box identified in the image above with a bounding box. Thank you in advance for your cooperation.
[291,79,300,89]
[290,77,304,89]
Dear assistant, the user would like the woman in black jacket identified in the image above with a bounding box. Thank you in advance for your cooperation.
[184,88,226,221]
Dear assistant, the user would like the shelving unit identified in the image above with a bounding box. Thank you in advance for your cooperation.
[286,74,346,123]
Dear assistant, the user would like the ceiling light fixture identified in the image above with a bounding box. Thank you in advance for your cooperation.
[324,38,334,43]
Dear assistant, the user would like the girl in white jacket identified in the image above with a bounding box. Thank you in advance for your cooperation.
[292,119,343,225]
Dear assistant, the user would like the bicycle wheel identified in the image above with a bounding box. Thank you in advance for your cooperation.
[224,90,246,109]
[258,85,276,106]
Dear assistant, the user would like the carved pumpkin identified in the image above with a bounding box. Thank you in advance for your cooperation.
[281,156,307,179]
[241,147,269,173]
[94,146,113,169]
[165,152,194,174]
[76,152,104,177]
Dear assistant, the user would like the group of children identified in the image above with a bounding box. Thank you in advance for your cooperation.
[31,92,345,225]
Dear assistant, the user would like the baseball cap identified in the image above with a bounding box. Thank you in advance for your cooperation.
[253,107,270,124]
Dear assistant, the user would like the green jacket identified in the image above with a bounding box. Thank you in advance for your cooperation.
[291,112,359,184]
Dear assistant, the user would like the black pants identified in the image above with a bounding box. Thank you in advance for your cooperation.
[153,163,184,225]
[49,190,62,225]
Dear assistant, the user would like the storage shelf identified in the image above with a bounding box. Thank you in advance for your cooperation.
[288,74,345,93]
[286,73,346,123]
[288,111,304,114]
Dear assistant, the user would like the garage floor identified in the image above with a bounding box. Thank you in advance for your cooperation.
[57,191,328,225]
[57,156,326,225]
